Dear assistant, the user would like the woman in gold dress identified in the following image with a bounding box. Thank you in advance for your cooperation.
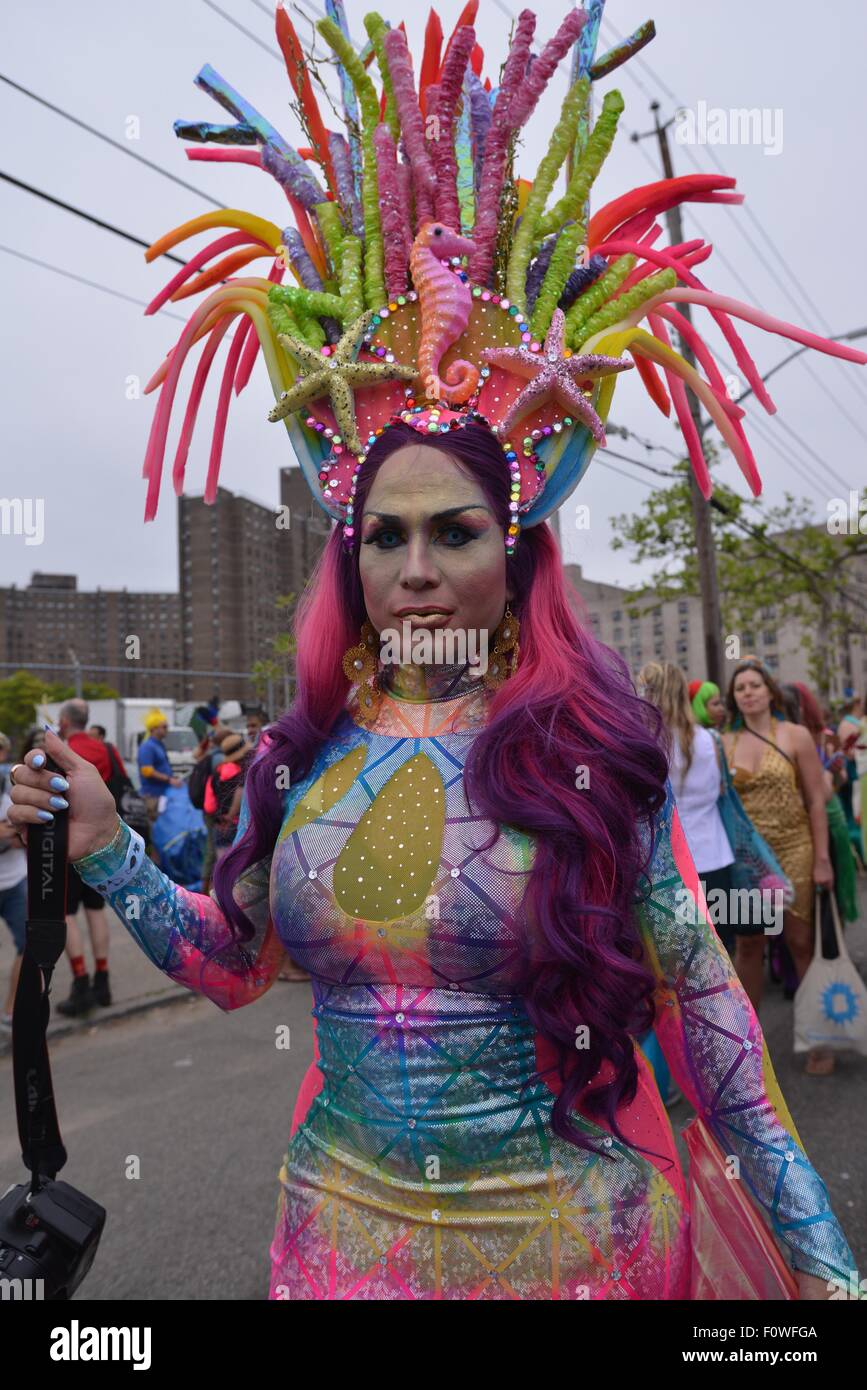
[722,659,835,1074]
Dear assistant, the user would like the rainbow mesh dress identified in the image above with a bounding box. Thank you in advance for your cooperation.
[73,663,855,1299]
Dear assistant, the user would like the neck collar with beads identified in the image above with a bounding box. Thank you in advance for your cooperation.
[379,658,487,703]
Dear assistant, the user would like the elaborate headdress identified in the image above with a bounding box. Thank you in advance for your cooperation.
[141,1,866,552]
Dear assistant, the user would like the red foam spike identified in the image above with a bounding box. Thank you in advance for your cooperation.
[588,174,737,248]
[420,10,444,117]
[275,3,338,197]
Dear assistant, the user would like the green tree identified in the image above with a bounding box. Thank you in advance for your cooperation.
[0,671,120,746]
[610,459,867,693]
[44,681,120,702]
[251,593,297,705]
[0,670,53,744]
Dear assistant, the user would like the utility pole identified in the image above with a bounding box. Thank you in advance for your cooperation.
[631,103,725,685]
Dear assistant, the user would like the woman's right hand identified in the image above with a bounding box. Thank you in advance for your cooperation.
[7,727,120,861]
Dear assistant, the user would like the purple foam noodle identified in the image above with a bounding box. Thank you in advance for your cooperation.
[396,158,415,242]
[280,228,340,344]
[525,233,559,311]
[428,25,476,234]
[260,143,324,213]
[374,124,411,298]
[384,25,437,227]
[466,71,492,210]
[281,227,324,291]
[468,9,535,285]
[559,252,609,311]
[507,8,587,130]
[327,131,365,240]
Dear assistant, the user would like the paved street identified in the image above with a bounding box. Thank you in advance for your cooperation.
[1,884,864,1300]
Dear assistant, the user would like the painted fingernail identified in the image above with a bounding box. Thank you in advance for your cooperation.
[32,753,46,768]
[37,809,54,822]
[49,775,69,791]
[49,796,69,810]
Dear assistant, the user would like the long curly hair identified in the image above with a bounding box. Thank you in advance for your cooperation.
[215,420,669,1155]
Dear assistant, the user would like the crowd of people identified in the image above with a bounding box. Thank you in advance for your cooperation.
[639,660,866,1080]
[2,670,862,1036]
[0,698,308,1025]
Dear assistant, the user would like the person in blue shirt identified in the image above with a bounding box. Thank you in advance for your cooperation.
[137,711,181,821]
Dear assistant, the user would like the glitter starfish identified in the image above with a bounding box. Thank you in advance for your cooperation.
[481,308,632,440]
[270,310,416,454]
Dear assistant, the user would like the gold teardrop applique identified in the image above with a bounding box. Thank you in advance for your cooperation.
[277,745,368,843]
[333,752,445,921]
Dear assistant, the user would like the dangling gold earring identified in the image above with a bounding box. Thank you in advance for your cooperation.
[342,620,382,724]
[483,603,520,690]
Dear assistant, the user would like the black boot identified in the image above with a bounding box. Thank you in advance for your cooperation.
[92,969,112,1007]
[56,974,95,1018]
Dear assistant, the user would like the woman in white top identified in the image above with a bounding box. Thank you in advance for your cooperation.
[639,662,736,956]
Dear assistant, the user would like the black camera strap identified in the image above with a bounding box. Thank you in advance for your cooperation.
[12,754,69,1182]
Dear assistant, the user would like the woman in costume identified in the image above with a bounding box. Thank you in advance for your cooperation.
[689,679,725,731]
[10,1,864,1301]
[723,660,836,1074]
[640,662,735,957]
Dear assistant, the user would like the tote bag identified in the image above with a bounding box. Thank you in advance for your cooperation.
[794,888,867,1055]
[683,1116,798,1300]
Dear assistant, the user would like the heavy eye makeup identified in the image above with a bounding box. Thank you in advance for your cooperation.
[361,508,491,549]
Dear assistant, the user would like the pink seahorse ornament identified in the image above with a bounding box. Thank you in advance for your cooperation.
[409,222,481,405]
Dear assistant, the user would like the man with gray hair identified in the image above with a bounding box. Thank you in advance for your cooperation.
[55,699,115,1016]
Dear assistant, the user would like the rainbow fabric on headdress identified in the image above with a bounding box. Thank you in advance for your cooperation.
[140,1,867,540]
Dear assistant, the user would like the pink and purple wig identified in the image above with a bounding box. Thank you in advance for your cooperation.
[215,420,669,1154]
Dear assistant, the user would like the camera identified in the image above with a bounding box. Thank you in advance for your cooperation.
[0,1179,105,1300]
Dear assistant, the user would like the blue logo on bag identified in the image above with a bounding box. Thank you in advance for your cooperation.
[821,981,860,1026]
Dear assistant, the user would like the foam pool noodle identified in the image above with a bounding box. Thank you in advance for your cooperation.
[363,14,400,143]
[566,253,636,347]
[317,17,386,309]
[538,89,624,239]
[530,222,585,339]
[559,252,608,311]
[578,266,677,340]
[505,75,589,311]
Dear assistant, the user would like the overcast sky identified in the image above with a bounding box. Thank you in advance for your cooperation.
[2,0,865,597]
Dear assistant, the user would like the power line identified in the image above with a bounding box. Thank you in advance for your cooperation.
[711,346,853,496]
[710,495,867,620]
[596,459,654,490]
[600,13,867,421]
[599,446,674,478]
[0,244,189,323]
[248,0,362,47]
[249,0,326,26]
[0,170,187,266]
[0,72,223,209]
[607,422,683,460]
[202,0,283,60]
[625,130,857,495]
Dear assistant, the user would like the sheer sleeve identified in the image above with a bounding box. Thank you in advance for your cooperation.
[71,795,283,1012]
[636,786,856,1288]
